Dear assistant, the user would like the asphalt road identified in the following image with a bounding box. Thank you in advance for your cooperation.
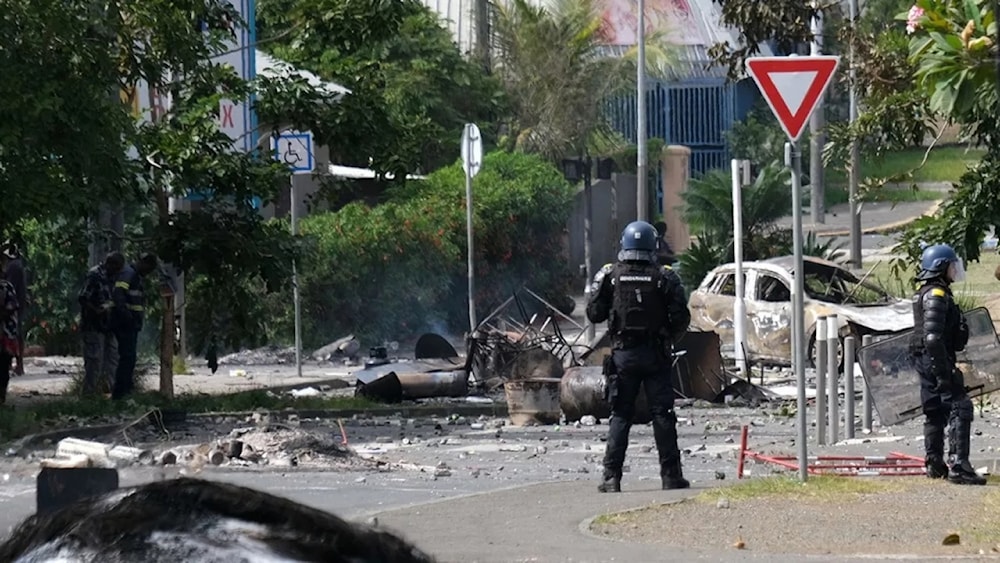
[3,403,998,544]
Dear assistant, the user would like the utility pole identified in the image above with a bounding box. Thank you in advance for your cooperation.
[848,0,862,269]
[636,0,648,222]
[809,4,825,224]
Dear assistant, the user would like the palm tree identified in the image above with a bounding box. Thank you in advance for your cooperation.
[490,0,677,162]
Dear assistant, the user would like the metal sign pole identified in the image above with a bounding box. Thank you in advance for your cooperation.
[290,175,302,379]
[787,141,808,482]
[731,159,747,377]
[465,125,477,332]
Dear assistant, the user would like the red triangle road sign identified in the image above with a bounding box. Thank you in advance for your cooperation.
[745,56,840,143]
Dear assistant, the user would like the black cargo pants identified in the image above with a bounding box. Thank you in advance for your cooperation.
[602,341,681,478]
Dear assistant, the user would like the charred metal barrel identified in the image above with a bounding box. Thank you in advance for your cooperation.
[559,366,651,424]
[504,378,562,426]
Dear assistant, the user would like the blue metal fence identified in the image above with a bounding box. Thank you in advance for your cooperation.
[605,72,743,214]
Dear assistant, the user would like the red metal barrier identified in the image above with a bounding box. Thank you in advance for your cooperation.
[736,425,926,478]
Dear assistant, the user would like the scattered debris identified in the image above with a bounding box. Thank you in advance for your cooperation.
[716,497,730,509]
[290,387,322,398]
[312,335,362,362]
[219,345,297,366]
[943,533,961,546]
[49,438,152,468]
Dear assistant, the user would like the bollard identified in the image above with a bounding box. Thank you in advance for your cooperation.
[827,315,840,444]
[844,336,856,440]
[816,316,827,446]
[862,334,873,432]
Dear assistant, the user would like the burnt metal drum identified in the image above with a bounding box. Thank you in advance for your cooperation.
[858,307,1000,426]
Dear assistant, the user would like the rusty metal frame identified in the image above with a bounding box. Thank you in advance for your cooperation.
[736,425,926,478]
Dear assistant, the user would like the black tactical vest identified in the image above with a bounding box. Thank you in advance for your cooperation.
[610,261,667,340]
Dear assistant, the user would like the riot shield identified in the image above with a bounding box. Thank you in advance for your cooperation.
[857,307,1000,427]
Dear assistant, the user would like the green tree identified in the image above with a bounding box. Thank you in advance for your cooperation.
[256,0,505,189]
[891,0,1000,272]
[0,0,134,227]
[492,0,675,162]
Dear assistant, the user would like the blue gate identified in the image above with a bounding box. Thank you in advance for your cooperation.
[605,74,740,213]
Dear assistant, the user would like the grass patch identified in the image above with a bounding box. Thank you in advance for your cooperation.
[0,389,375,443]
[966,477,1000,543]
[864,252,1000,302]
[696,475,891,503]
[827,145,984,186]
[824,185,943,207]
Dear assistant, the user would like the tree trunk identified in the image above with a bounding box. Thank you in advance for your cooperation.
[148,82,174,399]
[160,291,175,399]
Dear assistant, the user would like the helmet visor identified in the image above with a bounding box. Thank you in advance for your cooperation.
[947,259,966,283]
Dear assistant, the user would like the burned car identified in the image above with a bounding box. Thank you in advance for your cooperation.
[689,256,913,368]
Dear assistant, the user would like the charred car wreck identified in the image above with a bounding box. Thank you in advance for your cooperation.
[689,256,913,368]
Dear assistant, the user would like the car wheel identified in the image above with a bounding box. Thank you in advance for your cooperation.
[808,325,861,372]
[808,330,846,372]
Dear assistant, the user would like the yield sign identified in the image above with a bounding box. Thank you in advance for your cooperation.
[745,56,840,143]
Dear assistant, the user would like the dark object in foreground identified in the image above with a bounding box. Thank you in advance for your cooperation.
[36,468,119,515]
[2,477,436,563]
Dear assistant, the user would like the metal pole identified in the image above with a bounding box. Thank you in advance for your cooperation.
[290,176,302,378]
[466,127,477,332]
[636,0,648,222]
[862,334,873,431]
[809,5,825,225]
[731,160,747,377]
[848,0,862,269]
[816,315,827,446]
[826,315,839,444]
[844,335,856,439]
[583,158,595,343]
[787,141,808,482]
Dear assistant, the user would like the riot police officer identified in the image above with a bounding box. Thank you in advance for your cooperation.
[910,243,985,485]
[586,221,691,493]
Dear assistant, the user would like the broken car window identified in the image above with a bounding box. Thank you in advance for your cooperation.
[757,275,791,303]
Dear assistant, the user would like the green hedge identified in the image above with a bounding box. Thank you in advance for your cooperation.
[293,150,575,347]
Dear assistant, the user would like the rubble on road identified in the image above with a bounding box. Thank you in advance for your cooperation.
[219,346,297,366]
[39,438,153,469]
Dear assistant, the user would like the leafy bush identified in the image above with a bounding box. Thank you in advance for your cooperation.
[292,150,574,347]
[18,218,89,355]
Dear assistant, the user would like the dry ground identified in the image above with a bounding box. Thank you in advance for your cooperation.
[591,475,1000,557]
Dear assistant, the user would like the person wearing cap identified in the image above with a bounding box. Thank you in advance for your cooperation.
[1,240,28,376]
[111,253,158,400]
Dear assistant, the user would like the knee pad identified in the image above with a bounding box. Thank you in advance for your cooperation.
[954,397,974,422]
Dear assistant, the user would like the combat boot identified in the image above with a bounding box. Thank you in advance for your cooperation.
[661,463,690,490]
[948,460,987,486]
[925,455,948,479]
[597,470,621,493]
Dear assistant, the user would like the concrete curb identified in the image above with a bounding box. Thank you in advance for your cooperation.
[779,199,943,238]
[12,403,509,449]
[577,496,691,543]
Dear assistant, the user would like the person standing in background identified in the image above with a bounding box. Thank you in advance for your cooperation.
[2,240,28,377]
[79,253,125,396]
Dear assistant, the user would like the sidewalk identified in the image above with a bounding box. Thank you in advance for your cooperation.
[373,478,990,563]
[773,199,941,237]
[373,480,764,563]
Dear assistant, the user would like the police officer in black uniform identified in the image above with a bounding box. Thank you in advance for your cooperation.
[586,221,691,493]
[111,253,158,400]
[910,243,985,485]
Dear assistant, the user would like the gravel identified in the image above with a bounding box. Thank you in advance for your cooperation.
[592,478,1000,557]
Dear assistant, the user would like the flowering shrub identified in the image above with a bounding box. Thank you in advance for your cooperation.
[900,0,997,124]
